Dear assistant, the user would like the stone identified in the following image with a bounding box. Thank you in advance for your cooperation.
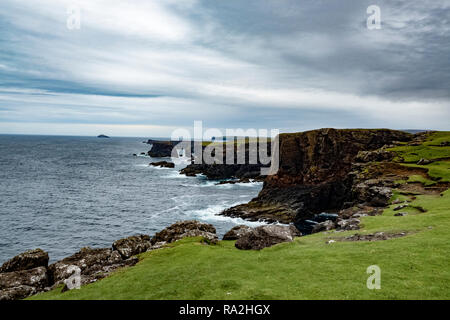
[112,234,151,259]
[311,220,336,234]
[151,220,218,245]
[234,225,300,250]
[0,266,48,300]
[222,225,252,240]
[394,212,408,217]
[336,218,360,231]
[0,249,49,273]
[48,247,137,286]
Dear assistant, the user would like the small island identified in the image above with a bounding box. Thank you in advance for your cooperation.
[97,134,110,138]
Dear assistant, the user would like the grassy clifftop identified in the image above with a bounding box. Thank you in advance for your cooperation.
[30,132,450,300]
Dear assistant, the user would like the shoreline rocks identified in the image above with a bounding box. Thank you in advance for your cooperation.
[234,225,301,250]
[112,235,151,259]
[150,161,175,168]
[0,248,49,273]
[151,220,218,245]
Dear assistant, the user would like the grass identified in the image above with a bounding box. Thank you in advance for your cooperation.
[389,131,450,163]
[29,131,450,300]
[30,188,450,300]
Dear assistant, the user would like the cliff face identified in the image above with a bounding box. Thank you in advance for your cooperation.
[221,128,412,223]
[180,141,272,180]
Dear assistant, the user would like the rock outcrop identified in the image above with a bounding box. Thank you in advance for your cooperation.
[222,225,252,240]
[112,235,152,259]
[234,225,301,250]
[179,141,271,181]
[221,129,412,224]
[48,247,138,287]
[0,267,48,301]
[0,248,49,273]
[150,220,218,245]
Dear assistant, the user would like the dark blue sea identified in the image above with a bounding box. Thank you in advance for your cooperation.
[0,135,264,263]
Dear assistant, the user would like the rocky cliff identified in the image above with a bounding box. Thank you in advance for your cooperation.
[221,128,412,223]
[180,141,272,180]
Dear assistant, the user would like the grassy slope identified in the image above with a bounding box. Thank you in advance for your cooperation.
[30,132,450,300]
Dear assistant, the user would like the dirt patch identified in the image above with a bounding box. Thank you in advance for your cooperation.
[398,182,449,195]
[328,231,409,243]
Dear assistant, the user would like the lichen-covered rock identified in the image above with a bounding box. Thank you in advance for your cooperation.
[112,235,151,259]
[48,247,137,286]
[222,225,252,240]
[0,266,48,300]
[151,220,218,245]
[0,249,49,273]
[235,225,300,250]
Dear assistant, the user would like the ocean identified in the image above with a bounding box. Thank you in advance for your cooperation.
[0,135,264,264]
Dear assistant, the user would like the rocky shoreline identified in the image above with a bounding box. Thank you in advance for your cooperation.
[2,128,441,300]
[0,220,305,300]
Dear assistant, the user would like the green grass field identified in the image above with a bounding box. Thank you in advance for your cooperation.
[30,132,450,300]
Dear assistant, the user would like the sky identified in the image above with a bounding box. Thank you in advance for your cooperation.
[0,0,449,137]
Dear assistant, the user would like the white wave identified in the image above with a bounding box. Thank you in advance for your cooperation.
[186,201,267,227]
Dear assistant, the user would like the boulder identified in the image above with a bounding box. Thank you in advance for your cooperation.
[48,247,137,286]
[222,225,252,240]
[336,218,360,231]
[112,235,151,259]
[311,220,336,233]
[235,225,300,250]
[0,249,49,273]
[151,220,218,245]
[0,266,48,300]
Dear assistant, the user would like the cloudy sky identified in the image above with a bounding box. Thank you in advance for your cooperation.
[0,0,449,137]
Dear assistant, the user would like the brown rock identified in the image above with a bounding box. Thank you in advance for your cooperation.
[222,225,252,240]
[0,249,49,273]
[112,235,151,259]
[151,220,218,245]
[235,225,300,250]
[311,220,336,233]
[48,247,137,286]
[0,267,48,300]
[221,129,412,223]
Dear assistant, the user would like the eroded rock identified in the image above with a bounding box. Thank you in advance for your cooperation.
[151,220,218,245]
[0,266,48,300]
[48,247,137,287]
[235,225,300,250]
[222,225,252,240]
[0,249,49,273]
[112,235,151,259]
